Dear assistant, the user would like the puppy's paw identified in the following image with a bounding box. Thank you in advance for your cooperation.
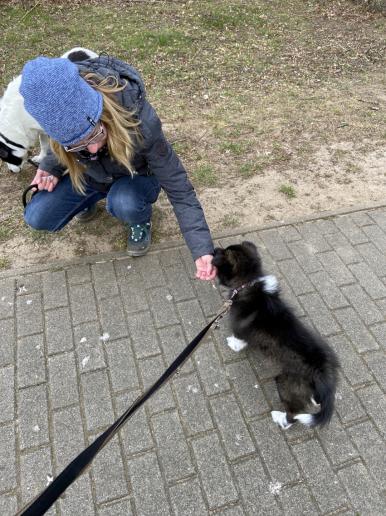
[226,335,248,352]
[271,410,293,430]
[31,154,43,164]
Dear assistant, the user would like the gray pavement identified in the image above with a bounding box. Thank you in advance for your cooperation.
[1,206,386,515]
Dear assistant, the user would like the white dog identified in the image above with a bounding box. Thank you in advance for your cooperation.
[0,47,98,173]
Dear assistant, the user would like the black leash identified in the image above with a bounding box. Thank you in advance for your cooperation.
[17,300,232,516]
[22,184,39,208]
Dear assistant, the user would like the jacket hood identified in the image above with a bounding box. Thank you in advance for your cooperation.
[76,55,146,113]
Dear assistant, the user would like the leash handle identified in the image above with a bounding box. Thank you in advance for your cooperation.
[22,184,39,208]
[17,303,231,516]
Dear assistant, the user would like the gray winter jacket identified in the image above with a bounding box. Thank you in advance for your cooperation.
[39,56,214,261]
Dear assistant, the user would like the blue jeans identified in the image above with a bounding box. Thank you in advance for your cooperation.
[24,174,161,232]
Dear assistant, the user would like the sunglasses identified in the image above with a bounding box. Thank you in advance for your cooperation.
[64,123,106,152]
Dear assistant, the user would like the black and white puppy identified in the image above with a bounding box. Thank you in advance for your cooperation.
[0,47,98,173]
[212,241,340,429]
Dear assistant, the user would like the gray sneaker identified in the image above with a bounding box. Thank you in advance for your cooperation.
[75,204,98,223]
[127,222,151,256]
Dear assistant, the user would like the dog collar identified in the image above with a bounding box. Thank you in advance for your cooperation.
[230,274,279,300]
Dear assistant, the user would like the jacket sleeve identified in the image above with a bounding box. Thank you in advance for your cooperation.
[140,100,214,261]
[38,147,66,178]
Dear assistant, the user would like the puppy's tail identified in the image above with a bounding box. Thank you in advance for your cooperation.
[294,368,338,428]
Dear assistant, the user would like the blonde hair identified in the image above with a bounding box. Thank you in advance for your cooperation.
[50,72,142,193]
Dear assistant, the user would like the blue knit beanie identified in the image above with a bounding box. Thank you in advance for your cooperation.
[20,57,103,146]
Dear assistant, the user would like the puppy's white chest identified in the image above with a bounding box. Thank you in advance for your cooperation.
[226,335,248,352]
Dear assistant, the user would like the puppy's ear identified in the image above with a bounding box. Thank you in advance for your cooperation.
[241,241,258,256]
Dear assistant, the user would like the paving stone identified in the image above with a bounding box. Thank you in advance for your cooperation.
[194,337,230,395]
[298,221,333,252]
[251,418,301,484]
[173,372,214,435]
[135,252,166,289]
[279,484,318,515]
[169,478,208,516]
[127,451,171,516]
[338,462,385,515]
[91,261,119,300]
[317,218,341,235]
[48,352,79,409]
[91,435,128,503]
[341,283,384,325]
[356,383,386,437]
[193,278,223,317]
[292,439,347,513]
[60,474,94,516]
[105,338,139,392]
[278,225,302,242]
[0,495,17,515]
[215,506,245,516]
[226,359,270,417]
[334,375,367,424]
[43,270,68,309]
[98,499,133,516]
[191,433,238,509]
[20,446,53,505]
[316,416,358,466]
[259,229,292,261]
[18,384,49,450]
[69,283,98,325]
[16,273,43,295]
[0,422,16,492]
[81,369,114,432]
[350,211,375,227]
[52,405,86,470]
[163,262,196,303]
[278,259,314,296]
[362,224,386,253]
[279,277,306,316]
[363,351,386,390]
[318,251,355,286]
[152,410,194,482]
[210,393,255,460]
[177,298,207,341]
[287,240,322,274]
[148,286,179,327]
[356,242,386,276]
[348,421,386,490]
[309,270,348,309]
[298,292,340,336]
[16,293,43,337]
[369,208,386,229]
[116,390,154,456]
[325,231,361,265]
[126,311,160,358]
[158,325,194,374]
[115,259,149,314]
[370,321,386,351]
[73,322,106,373]
[0,365,14,423]
[138,354,175,415]
[17,333,46,388]
[335,307,379,353]
[99,295,129,340]
[328,334,372,386]
[0,277,15,319]
[45,307,74,354]
[0,317,14,366]
[67,264,92,284]
[349,261,386,300]
[232,456,281,515]
[335,215,368,245]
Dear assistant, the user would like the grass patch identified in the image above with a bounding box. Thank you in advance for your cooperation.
[0,257,11,269]
[238,162,264,178]
[191,164,217,187]
[279,184,296,199]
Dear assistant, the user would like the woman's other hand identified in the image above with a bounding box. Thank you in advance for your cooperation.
[195,254,217,281]
[32,168,59,192]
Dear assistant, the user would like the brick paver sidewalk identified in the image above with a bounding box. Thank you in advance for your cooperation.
[1,207,386,515]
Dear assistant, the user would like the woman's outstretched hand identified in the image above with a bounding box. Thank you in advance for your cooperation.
[195,254,217,281]
[32,168,59,192]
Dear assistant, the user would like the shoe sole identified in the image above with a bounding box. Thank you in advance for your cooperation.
[127,247,150,257]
